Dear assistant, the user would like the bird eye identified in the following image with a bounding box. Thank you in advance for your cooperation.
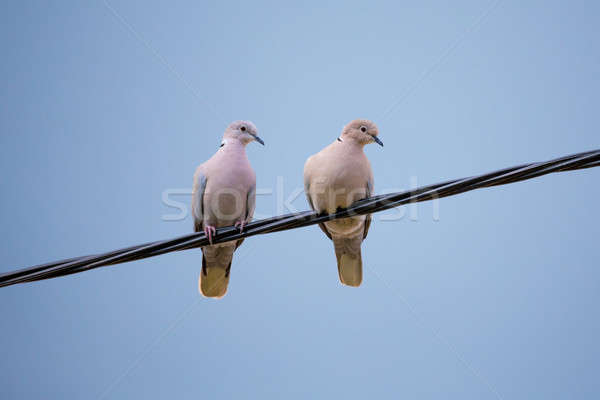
[241,126,246,132]
[360,126,367,133]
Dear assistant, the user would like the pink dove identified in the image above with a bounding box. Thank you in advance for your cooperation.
[192,120,264,298]
[303,119,383,287]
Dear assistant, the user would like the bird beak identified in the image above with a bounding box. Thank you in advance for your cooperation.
[372,136,384,147]
[251,134,265,146]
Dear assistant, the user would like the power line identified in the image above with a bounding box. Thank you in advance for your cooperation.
[1,149,598,288]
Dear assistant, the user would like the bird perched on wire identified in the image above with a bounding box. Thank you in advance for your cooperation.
[192,120,264,298]
[303,119,383,287]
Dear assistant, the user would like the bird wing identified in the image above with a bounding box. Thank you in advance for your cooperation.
[235,183,256,250]
[363,179,373,239]
[192,169,207,233]
[304,180,333,240]
[245,183,256,221]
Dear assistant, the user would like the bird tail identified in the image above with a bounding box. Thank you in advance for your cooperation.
[333,236,363,287]
[198,248,233,298]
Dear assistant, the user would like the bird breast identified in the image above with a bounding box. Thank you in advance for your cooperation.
[309,159,370,212]
[204,164,254,227]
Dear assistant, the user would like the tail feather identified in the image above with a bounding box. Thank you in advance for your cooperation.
[199,248,234,298]
[333,236,363,287]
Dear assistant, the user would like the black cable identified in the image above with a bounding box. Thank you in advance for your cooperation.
[1,149,598,288]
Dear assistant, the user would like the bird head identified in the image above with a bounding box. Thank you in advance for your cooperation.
[223,120,264,146]
[340,119,383,147]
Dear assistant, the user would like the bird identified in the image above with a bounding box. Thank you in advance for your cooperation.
[303,119,383,287]
[191,120,264,298]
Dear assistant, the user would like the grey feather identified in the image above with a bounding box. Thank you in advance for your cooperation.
[364,179,373,239]
[235,184,256,250]
[245,184,256,221]
[192,172,207,232]
[304,183,333,240]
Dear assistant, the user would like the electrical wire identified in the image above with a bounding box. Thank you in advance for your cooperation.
[0,149,598,288]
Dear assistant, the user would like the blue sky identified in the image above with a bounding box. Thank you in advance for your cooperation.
[1,1,599,399]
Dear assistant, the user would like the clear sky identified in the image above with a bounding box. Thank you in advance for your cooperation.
[1,1,599,399]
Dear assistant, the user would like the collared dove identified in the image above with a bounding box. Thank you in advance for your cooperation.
[303,119,383,287]
[192,120,264,298]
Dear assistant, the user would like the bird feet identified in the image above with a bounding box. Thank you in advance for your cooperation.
[203,225,217,245]
[234,220,246,233]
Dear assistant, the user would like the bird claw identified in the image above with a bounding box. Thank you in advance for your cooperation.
[234,220,246,233]
[203,225,217,245]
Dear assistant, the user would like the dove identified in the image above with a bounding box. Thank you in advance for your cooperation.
[303,119,383,287]
[192,120,264,298]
